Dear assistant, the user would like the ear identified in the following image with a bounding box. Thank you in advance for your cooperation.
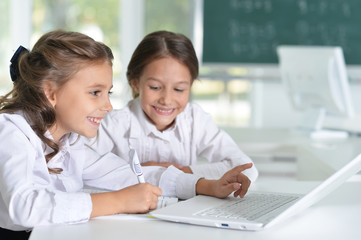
[42,80,58,107]
[130,79,140,94]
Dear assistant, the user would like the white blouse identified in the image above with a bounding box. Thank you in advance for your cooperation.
[0,113,200,231]
[86,98,258,181]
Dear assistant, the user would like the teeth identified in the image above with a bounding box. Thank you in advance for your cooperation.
[88,117,101,124]
[155,107,173,113]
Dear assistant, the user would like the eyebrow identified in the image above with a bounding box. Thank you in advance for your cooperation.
[176,81,191,85]
[146,78,191,85]
[87,84,113,89]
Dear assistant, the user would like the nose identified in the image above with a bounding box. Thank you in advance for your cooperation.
[159,89,172,105]
[102,95,113,112]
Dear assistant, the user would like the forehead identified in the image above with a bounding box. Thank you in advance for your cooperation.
[65,62,113,88]
[141,57,191,84]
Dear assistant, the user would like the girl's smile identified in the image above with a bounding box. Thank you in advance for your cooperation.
[132,57,192,131]
[87,116,103,126]
[46,62,113,142]
[152,106,176,116]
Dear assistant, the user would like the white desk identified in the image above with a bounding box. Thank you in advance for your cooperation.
[29,179,361,240]
[29,128,361,240]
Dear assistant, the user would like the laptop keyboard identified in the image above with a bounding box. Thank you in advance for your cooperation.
[195,192,299,221]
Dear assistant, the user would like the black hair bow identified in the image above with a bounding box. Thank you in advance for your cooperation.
[10,45,27,82]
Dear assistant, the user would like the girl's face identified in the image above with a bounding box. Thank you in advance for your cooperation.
[133,57,192,131]
[45,61,113,142]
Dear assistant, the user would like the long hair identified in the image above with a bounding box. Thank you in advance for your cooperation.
[0,30,114,173]
[126,30,199,98]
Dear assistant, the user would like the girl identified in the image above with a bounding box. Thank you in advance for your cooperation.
[0,30,162,239]
[86,31,257,185]
[1,30,253,239]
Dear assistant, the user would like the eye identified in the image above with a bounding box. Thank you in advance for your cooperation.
[149,85,159,90]
[174,88,184,92]
[108,91,113,96]
[90,90,101,96]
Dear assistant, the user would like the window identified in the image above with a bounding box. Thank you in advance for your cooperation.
[1,0,252,127]
[144,0,193,36]
[33,0,123,106]
[0,0,11,95]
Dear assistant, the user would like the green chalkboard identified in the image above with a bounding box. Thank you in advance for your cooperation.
[203,0,361,65]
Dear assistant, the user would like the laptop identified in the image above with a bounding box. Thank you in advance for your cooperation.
[150,153,361,231]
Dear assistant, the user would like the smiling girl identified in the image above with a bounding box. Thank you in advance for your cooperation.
[86,30,258,193]
[0,30,161,239]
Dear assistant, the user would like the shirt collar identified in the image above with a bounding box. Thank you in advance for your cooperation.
[129,98,184,142]
[44,131,79,156]
[44,131,79,169]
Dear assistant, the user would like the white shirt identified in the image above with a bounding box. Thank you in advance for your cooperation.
[86,98,258,181]
[0,113,199,231]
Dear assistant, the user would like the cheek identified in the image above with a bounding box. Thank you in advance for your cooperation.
[57,95,88,120]
[56,102,80,123]
[179,93,190,106]
[139,93,151,112]
[139,89,154,102]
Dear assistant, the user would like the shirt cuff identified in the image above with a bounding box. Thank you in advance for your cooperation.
[159,166,202,200]
[190,160,233,179]
[52,191,92,224]
[190,159,259,182]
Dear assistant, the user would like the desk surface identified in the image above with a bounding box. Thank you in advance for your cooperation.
[29,179,361,240]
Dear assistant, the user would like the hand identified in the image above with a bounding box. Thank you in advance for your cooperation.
[141,161,185,170]
[196,163,253,199]
[90,183,162,218]
[115,183,162,213]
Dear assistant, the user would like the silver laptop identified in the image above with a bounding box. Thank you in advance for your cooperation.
[150,153,361,231]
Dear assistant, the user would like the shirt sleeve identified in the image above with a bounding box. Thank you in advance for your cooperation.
[190,104,259,182]
[81,145,202,200]
[0,117,93,229]
[81,148,168,191]
[158,166,202,199]
[190,158,258,182]
[9,189,92,227]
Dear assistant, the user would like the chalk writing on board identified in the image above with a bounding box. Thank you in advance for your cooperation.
[203,0,361,64]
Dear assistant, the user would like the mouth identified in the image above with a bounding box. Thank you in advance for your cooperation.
[87,116,103,126]
[152,106,176,116]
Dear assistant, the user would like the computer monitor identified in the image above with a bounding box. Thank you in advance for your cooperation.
[277,46,355,138]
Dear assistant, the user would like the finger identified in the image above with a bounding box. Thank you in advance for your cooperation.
[235,180,251,198]
[152,185,162,196]
[149,195,159,210]
[232,183,241,191]
[233,188,242,197]
[227,182,241,194]
[236,173,250,183]
[233,185,247,198]
[224,163,253,181]
[234,163,253,172]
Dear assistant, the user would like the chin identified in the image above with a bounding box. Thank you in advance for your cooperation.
[81,130,98,139]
